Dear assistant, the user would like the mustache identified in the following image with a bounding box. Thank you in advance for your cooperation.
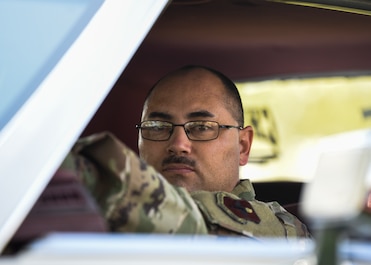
[162,155,196,167]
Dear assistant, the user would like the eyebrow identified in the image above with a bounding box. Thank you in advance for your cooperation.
[147,110,215,120]
[148,112,173,120]
[186,110,215,119]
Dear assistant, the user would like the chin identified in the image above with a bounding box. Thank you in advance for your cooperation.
[166,177,194,192]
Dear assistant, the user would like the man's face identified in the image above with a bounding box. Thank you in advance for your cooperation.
[138,69,252,192]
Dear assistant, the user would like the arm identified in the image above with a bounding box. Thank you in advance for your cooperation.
[67,132,207,234]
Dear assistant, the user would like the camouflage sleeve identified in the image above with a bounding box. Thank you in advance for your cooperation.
[267,201,311,238]
[71,131,208,234]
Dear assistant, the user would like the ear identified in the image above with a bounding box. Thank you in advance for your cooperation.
[239,126,253,166]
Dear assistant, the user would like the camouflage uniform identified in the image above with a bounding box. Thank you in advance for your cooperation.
[62,131,310,239]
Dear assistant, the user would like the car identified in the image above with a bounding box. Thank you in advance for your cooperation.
[1,0,371,264]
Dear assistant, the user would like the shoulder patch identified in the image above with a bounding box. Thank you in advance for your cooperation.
[217,193,261,224]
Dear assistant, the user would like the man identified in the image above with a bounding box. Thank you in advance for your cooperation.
[68,65,309,238]
[137,65,251,193]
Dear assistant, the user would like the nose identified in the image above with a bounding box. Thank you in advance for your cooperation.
[166,126,192,155]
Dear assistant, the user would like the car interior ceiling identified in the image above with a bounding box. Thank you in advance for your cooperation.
[82,0,371,153]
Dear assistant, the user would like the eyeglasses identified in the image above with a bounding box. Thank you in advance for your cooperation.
[136,120,242,141]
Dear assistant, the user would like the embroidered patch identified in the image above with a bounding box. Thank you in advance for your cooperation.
[217,193,261,224]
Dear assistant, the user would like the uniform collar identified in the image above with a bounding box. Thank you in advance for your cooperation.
[231,179,256,201]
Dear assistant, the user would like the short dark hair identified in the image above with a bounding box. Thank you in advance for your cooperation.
[144,65,244,127]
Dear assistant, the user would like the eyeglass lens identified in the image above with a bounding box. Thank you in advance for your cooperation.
[140,121,219,141]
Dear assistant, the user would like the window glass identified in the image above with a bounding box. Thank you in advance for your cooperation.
[237,75,371,182]
[0,0,103,130]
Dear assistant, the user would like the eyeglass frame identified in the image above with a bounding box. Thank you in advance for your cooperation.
[136,120,243,141]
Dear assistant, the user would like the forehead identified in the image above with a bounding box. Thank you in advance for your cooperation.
[143,69,233,120]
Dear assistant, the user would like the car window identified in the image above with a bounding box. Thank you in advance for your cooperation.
[237,74,371,182]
